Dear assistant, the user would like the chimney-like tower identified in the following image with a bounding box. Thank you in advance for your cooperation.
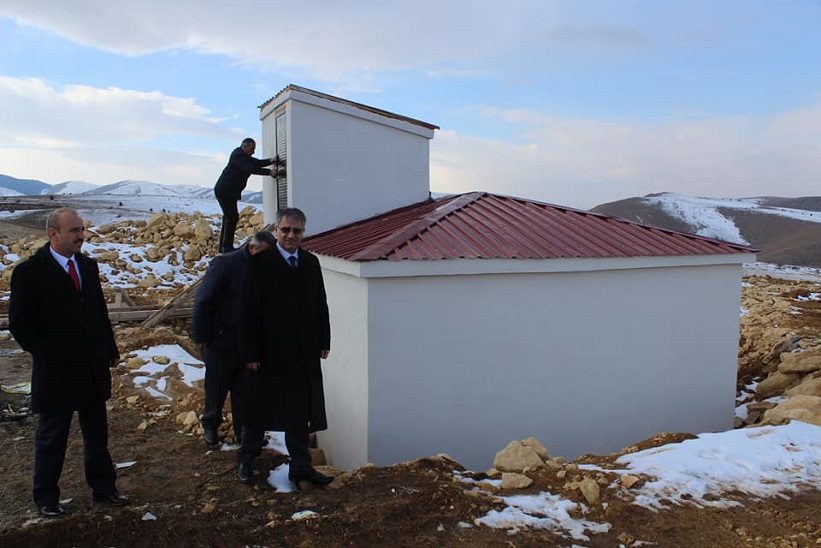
[259,85,439,235]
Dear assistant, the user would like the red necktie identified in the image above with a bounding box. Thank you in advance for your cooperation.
[67,259,80,292]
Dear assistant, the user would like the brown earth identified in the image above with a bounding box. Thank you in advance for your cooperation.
[1,219,820,546]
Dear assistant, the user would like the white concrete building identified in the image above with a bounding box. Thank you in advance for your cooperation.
[258,86,756,472]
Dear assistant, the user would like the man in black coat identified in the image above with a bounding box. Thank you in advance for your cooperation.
[9,207,129,517]
[237,208,333,489]
[192,230,276,447]
[214,137,278,253]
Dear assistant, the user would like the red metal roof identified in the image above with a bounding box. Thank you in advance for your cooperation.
[302,192,757,262]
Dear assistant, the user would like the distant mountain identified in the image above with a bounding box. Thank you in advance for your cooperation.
[0,174,50,195]
[241,189,263,204]
[591,193,821,268]
[42,181,98,195]
[0,173,263,203]
[87,180,207,197]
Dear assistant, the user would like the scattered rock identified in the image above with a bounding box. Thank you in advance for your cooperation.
[778,351,821,375]
[125,357,147,369]
[501,472,533,490]
[785,372,821,398]
[756,371,802,398]
[521,437,550,461]
[578,476,601,508]
[620,475,642,489]
[762,395,821,426]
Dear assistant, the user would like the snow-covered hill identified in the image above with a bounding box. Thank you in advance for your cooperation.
[87,180,209,197]
[0,174,263,203]
[643,193,821,244]
[591,192,821,268]
[42,181,98,195]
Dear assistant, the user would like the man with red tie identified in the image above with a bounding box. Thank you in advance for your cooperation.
[9,207,128,517]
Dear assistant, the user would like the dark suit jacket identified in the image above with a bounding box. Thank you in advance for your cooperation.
[238,247,331,432]
[191,246,250,349]
[9,244,119,412]
[214,147,274,201]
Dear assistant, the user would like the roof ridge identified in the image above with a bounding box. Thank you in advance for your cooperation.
[259,84,440,130]
[348,192,485,260]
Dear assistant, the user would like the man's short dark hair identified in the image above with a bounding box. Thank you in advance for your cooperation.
[251,230,276,248]
[241,137,256,147]
[275,208,307,226]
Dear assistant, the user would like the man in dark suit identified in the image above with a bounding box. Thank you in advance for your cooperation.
[192,230,276,447]
[214,138,278,253]
[9,207,129,517]
[237,207,333,489]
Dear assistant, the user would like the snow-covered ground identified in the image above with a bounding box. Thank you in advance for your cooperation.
[743,262,821,283]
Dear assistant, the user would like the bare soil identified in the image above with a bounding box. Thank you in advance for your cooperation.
[1,212,820,546]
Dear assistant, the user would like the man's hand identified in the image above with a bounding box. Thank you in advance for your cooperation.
[320,350,330,360]
[246,362,260,371]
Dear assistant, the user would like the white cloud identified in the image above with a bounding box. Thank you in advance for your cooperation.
[0,76,242,185]
[431,103,821,209]
[0,77,230,145]
[0,1,643,82]
[0,146,222,187]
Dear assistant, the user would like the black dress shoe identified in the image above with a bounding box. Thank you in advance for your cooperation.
[237,461,253,484]
[203,426,219,447]
[92,492,131,506]
[289,468,333,490]
[39,504,65,518]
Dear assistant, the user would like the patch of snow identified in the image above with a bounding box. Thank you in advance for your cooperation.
[612,422,821,510]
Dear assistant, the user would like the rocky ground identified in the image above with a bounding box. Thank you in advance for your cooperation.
[0,206,819,547]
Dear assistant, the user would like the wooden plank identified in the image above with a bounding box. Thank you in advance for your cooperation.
[0,306,193,329]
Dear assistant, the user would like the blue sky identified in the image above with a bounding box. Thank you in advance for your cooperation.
[0,1,819,209]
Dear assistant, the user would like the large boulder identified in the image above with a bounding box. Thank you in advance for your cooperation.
[493,441,545,473]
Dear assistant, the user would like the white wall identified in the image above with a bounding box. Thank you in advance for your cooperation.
[260,90,434,235]
[317,267,370,470]
[354,263,742,471]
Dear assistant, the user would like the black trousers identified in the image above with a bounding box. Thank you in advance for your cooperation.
[237,428,311,473]
[215,193,239,252]
[33,401,117,508]
[201,343,245,437]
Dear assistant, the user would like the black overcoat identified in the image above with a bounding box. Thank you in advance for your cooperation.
[213,147,273,201]
[191,247,250,349]
[238,247,331,433]
[8,245,120,412]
